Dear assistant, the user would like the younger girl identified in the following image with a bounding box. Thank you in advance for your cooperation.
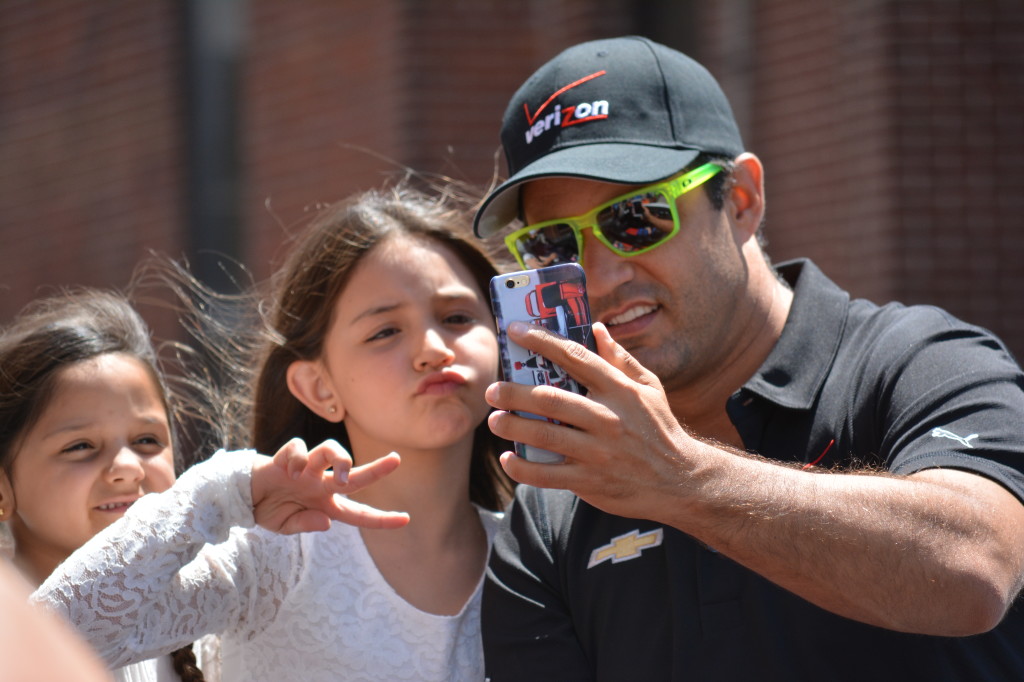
[0,290,204,682]
[34,184,514,682]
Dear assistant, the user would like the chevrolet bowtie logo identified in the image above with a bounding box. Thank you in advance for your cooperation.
[588,528,664,568]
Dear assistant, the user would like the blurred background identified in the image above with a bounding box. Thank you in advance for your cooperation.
[2,0,1023,358]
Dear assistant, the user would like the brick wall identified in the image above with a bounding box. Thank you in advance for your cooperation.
[239,0,637,278]
[0,1,184,335]
[2,0,1022,358]
[700,0,1024,357]
[889,2,1024,349]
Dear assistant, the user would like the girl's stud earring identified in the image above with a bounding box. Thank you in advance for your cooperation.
[328,406,337,414]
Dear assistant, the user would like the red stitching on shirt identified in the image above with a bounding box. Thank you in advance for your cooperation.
[802,439,834,470]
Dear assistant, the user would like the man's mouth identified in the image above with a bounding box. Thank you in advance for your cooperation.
[606,304,658,327]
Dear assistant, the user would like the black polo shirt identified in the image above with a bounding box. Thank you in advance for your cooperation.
[483,259,1024,682]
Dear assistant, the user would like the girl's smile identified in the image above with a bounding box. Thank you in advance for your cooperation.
[94,498,142,513]
[1,353,175,582]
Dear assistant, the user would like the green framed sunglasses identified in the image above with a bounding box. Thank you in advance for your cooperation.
[505,162,724,269]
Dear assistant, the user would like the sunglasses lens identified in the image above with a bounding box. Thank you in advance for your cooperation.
[596,190,675,253]
[512,223,579,267]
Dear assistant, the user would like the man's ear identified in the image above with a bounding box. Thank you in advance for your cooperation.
[286,360,345,422]
[726,153,766,242]
[0,469,16,521]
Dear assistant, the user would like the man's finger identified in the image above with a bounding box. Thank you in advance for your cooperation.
[506,322,613,389]
[498,451,580,489]
[592,322,660,387]
[485,380,596,430]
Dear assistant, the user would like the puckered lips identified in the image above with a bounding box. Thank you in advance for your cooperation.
[415,369,468,397]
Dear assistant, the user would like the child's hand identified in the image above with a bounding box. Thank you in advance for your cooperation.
[250,438,409,534]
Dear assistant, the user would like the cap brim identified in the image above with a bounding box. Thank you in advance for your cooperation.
[473,143,701,238]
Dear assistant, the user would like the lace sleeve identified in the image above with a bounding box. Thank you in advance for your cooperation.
[31,449,266,668]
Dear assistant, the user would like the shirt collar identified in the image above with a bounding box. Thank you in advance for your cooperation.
[742,258,849,410]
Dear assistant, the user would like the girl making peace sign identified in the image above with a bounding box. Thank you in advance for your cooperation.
[33,184,513,682]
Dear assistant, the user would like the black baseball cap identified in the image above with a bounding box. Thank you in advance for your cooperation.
[473,36,744,238]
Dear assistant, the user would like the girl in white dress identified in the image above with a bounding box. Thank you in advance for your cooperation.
[0,290,209,682]
[34,185,514,682]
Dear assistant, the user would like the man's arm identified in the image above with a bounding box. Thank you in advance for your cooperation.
[649,446,1023,635]
[486,322,1024,636]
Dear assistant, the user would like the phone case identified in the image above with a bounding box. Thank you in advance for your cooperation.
[489,262,596,463]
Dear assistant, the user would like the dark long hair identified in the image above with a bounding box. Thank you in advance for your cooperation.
[0,289,206,682]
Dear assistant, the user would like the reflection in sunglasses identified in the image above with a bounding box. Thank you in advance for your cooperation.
[645,202,672,220]
[600,192,673,249]
[506,162,723,269]
[519,228,577,269]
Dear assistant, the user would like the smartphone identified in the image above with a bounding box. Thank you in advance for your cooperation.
[489,262,596,463]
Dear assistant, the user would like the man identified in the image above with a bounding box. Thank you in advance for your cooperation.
[473,36,1024,680]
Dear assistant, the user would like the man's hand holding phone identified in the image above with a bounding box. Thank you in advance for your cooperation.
[489,263,596,463]
[485,318,703,526]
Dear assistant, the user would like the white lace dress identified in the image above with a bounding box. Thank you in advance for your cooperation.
[112,657,176,682]
[33,450,500,682]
